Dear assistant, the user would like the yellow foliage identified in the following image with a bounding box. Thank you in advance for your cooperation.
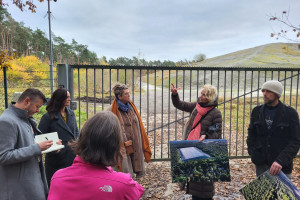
[0,55,49,83]
[99,58,109,65]
[81,61,90,65]
[0,49,13,69]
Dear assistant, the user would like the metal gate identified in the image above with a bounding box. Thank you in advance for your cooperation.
[57,64,300,160]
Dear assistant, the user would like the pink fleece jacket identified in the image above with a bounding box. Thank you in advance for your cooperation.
[48,156,144,200]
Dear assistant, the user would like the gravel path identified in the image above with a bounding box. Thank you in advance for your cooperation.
[136,158,300,200]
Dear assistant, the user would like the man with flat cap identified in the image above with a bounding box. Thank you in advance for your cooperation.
[247,80,300,179]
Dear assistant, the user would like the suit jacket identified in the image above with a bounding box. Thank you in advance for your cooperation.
[247,101,300,174]
[38,107,79,185]
[0,104,47,200]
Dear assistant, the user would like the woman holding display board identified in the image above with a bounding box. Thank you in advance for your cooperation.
[171,84,222,200]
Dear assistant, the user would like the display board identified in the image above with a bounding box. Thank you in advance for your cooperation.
[170,139,231,183]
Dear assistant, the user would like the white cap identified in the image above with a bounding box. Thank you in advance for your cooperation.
[261,80,283,97]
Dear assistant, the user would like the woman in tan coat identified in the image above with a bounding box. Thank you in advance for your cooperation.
[171,84,222,200]
[108,83,152,178]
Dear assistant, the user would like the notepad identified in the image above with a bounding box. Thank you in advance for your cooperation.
[35,132,64,154]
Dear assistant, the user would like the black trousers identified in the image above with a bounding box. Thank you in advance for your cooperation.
[188,181,214,199]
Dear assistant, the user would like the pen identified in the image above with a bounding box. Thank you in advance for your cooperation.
[45,137,49,140]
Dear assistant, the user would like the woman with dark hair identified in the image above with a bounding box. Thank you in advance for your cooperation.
[171,84,222,200]
[47,111,144,200]
[38,88,79,186]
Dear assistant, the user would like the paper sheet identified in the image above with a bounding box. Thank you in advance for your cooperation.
[35,132,64,154]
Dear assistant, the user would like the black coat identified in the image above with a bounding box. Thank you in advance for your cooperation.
[38,107,79,185]
[247,101,300,174]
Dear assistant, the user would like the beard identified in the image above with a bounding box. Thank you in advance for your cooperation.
[264,97,277,106]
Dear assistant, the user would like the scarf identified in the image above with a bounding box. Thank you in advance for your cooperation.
[187,103,215,140]
[111,99,152,164]
[117,99,131,112]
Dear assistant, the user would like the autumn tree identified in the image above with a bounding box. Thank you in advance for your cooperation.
[0,48,12,69]
[269,10,300,48]
[99,56,109,65]
[5,55,48,83]
[0,6,99,64]
[0,0,45,13]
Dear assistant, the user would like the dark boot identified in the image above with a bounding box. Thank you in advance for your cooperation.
[188,182,214,199]
[178,182,186,190]
[192,197,212,200]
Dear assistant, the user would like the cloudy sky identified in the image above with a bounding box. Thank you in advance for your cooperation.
[5,0,300,61]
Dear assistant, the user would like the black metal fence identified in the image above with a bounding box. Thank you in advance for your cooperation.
[66,65,300,160]
[2,65,299,160]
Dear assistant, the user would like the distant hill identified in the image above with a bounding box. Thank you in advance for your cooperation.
[194,43,300,68]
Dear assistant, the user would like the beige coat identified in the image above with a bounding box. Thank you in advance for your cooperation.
[107,105,145,178]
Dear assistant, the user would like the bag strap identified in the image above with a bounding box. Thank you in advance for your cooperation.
[190,107,215,131]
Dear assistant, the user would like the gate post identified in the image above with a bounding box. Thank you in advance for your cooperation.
[57,64,76,109]
[3,66,8,109]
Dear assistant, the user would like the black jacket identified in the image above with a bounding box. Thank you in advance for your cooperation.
[38,107,79,185]
[247,101,300,174]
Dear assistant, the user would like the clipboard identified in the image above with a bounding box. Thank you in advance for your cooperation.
[35,132,65,154]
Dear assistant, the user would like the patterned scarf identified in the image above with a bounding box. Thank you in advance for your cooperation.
[187,103,214,140]
[117,99,131,112]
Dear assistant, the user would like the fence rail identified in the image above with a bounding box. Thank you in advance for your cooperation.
[2,65,299,160]
[62,64,300,160]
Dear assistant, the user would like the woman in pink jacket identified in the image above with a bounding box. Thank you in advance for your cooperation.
[48,111,144,200]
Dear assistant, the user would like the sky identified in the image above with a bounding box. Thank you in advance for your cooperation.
[4,0,300,62]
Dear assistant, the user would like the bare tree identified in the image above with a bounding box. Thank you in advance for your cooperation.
[269,10,300,47]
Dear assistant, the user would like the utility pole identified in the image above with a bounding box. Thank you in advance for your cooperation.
[185,59,192,67]
[47,0,55,93]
